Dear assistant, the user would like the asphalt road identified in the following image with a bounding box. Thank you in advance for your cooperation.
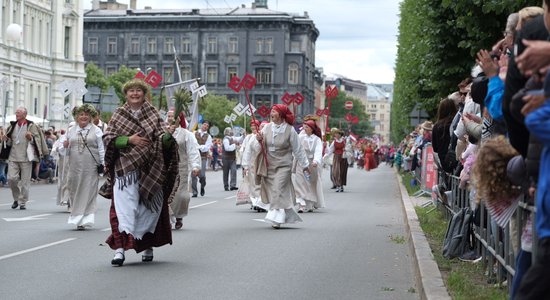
[0,164,418,300]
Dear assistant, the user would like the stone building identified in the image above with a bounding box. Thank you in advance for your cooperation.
[366,83,392,143]
[83,0,319,120]
[0,0,86,128]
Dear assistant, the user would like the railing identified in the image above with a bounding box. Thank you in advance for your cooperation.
[407,143,536,294]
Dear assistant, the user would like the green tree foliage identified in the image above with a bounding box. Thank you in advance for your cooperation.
[326,91,372,137]
[84,62,108,92]
[392,0,540,144]
[107,66,138,103]
[200,94,246,137]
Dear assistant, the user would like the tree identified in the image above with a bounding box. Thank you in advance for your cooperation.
[84,62,108,91]
[391,0,540,144]
[107,66,138,103]
[325,91,372,137]
[200,94,246,137]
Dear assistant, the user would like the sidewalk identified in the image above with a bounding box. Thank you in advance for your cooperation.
[396,172,451,300]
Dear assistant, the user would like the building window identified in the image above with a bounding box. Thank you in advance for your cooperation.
[163,66,173,83]
[88,37,98,54]
[255,68,272,84]
[288,63,299,85]
[64,26,70,59]
[164,37,174,54]
[227,66,238,81]
[106,66,117,76]
[207,37,217,54]
[107,37,117,54]
[380,124,385,131]
[265,37,273,54]
[181,65,192,81]
[130,37,140,54]
[256,39,263,54]
[255,96,271,111]
[147,37,157,54]
[290,41,300,52]
[371,113,376,120]
[381,104,385,109]
[380,114,384,121]
[206,67,217,83]
[181,37,191,53]
[228,37,238,54]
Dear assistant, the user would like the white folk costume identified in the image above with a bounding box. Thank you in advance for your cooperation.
[254,106,309,228]
[64,123,104,228]
[293,131,325,212]
[52,124,74,207]
[171,127,201,221]
[241,132,267,209]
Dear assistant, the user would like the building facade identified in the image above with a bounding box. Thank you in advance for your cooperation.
[0,0,86,128]
[366,84,392,143]
[83,0,319,121]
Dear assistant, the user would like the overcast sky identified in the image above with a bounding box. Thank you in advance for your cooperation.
[83,0,401,84]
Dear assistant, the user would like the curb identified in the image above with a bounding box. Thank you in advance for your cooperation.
[396,173,451,300]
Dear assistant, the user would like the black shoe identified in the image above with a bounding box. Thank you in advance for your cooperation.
[331,186,337,189]
[19,205,26,210]
[230,187,238,191]
[200,187,205,196]
[11,201,18,209]
[225,187,229,191]
[142,248,153,262]
[111,253,125,267]
[192,194,197,198]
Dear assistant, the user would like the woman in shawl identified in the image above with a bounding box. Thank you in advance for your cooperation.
[61,105,104,229]
[103,79,179,266]
[293,118,325,213]
[254,104,309,229]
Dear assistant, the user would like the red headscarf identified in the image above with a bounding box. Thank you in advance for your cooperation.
[303,120,321,139]
[250,119,261,128]
[272,104,295,125]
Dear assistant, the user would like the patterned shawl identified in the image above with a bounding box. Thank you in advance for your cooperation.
[103,101,179,212]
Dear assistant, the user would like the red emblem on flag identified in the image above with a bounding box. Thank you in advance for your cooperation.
[325,86,338,100]
[228,73,257,92]
[144,70,163,88]
[134,71,146,79]
[257,105,271,118]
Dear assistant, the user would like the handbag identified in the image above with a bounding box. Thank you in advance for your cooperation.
[235,180,251,206]
[79,131,104,175]
[0,141,11,160]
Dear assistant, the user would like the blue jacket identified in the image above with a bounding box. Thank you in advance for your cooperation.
[525,99,550,239]
[485,76,504,121]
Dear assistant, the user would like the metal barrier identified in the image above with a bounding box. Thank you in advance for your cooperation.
[434,170,536,294]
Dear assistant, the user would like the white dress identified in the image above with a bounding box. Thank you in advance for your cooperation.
[171,127,201,219]
[293,132,325,211]
[65,124,104,228]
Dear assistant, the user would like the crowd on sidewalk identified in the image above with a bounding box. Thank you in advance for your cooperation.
[392,4,550,299]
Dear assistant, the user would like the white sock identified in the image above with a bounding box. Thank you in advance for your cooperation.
[114,248,124,259]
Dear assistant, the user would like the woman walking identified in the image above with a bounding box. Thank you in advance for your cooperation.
[62,104,104,229]
[254,104,309,228]
[326,128,348,192]
[293,118,325,212]
[103,79,179,266]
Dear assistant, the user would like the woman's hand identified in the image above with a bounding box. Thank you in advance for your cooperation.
[311,161,318,168]
[256,132,263,142]
[63,140,69,148]
[129,134,151,147]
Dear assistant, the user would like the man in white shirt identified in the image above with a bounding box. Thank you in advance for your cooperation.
[192,121,212,197]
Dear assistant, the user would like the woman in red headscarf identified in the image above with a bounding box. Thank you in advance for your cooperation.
[293,118,325,213]
[240,119,267,211]
[254,104,310,228]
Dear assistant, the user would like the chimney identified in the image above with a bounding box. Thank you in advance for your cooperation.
[251,2,256,9]
[144,6,151,9]
[304,11,309,18]
[92,0,100,10]
[130,0,136,9]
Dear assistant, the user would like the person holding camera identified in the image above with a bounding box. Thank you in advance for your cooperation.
[61,104,104,230]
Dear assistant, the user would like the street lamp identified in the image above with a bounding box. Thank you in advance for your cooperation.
[6,23,22,42]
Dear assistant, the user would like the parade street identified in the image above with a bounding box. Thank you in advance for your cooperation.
[0,165,417,300]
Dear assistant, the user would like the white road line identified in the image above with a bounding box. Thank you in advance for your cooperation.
[0,238,76,261]
[190,201,217,208]
[0,200,34,207]
[101,201,218,231]
[224,195,236,200]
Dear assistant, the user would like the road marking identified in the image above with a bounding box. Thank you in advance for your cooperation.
[0,200,34,207]
[190,201,217,208]
[0,238,76,261]
[3,214,52,222]
[252,218,267,223]
[224,195,236,200]
[101,201,218,231]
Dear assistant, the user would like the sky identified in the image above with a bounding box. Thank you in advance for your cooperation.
[83,0,402,84]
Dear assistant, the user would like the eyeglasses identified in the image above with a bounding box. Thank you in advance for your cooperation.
[459,92,467,97]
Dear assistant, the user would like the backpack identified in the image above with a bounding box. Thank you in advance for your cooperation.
[442,207,473,259]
